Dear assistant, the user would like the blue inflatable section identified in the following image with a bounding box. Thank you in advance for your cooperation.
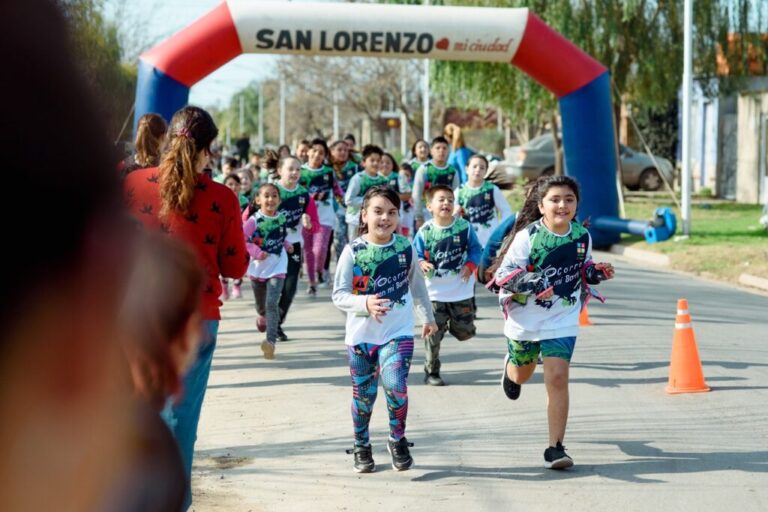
[558,71,619,247]
[134,60,190,133]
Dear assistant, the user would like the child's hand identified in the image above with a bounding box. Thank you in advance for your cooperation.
[286,244,294,254]
[595,262,615,280]
[422,322,438,338]
[301,214,312,230]
[419,260,434,274]
[257,252,269,261]
[366,294,391,323]
[460,264,474,282]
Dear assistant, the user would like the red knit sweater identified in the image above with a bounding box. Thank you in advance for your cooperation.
[125,168,249,319]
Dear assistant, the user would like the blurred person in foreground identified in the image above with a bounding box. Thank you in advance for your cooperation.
[0,1,188,510]
[124,105,248,509]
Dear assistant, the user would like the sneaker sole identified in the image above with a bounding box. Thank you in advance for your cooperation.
[261,341,275,360]
[386,444,414,471]
[544,457,574,470]
[352,463,376,474]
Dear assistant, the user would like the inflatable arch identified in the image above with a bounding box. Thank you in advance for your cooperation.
[135,0,675,246]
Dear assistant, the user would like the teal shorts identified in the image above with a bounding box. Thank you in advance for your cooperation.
[506,336,576,366]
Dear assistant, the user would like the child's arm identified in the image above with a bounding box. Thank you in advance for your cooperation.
[331,245,368,314]
[218,193,250,278]
[408,246,438,336]
[493,185,513,219]
[412,228,434,274]
[583,238,615,283]
[460,224,483,282]
[243,217,265,260]
[411,166,426,221]
[493,230,548,296]
[344,174,363,208]
[304,196,319,232]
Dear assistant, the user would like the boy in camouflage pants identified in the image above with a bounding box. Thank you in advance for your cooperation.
[413,185,483,386]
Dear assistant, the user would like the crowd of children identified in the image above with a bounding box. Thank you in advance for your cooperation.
[124,113,617,494]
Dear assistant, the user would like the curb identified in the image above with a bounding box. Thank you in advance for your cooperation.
[608,244,671,266]
[738,273,768,292]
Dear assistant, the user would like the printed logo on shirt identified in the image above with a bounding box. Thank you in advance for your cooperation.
[351,235,413,306]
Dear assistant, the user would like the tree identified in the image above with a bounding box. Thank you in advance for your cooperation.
[400,0,767,143]
[58,0,137,143]
[211,55,444,152]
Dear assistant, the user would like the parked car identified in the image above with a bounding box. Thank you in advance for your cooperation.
[502,133,675,191]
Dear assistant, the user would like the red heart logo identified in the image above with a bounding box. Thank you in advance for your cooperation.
[436,38,449,50]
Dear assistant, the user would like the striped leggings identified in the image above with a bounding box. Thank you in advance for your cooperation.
[347,337,414,446]
[302,224,333,284]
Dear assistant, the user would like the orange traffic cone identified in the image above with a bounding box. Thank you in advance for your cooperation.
[666,299,710,394]
[579,305,593,326]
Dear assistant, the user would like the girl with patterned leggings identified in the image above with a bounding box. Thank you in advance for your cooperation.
[332,186,437,474]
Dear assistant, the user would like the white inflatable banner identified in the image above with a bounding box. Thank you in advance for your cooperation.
[226,1,528,63]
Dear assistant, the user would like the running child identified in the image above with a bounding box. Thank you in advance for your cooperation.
[456,154,513,246]
[411,136,459,229]
[244,183,294,360]
[275,156,318,341]
[488,175,614,470]
[397,162,415,237]
[413,185,482,386]
[343,144,388,243]
[299,138,340,295]
[332,186,437,473]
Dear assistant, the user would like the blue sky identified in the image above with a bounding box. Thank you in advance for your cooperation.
[105,0,279,108]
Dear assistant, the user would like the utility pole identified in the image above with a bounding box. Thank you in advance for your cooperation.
[681,0,693,236]
[279,75,286,145]
[422,0,431,141]
[239,95,244,135]
[258,83,264,149]
[401,65,408,156]
[333,90,340,141]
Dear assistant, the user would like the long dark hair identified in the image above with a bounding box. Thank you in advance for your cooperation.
[487,175,580,277]
[159,106,219,218]
[357,186,401,236]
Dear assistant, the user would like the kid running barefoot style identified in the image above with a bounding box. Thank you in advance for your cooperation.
[276,156,319,341]
[343,144,388,243]
[487,176,615,470]
[244,183,294,360]
[456,154,513,246]
[332,186,437,473]
[411,136,459,230]
[414,185,483,386]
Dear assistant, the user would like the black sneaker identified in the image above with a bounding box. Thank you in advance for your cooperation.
[345,445,375,473]
[501,354,521,400]
[276,327,288,342]
[306,285,317,296]
[424,373,445,386]
[544,442,574,469]
[387,437,414,471]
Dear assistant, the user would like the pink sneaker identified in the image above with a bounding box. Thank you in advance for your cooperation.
[256,316,266,333]
[219,279,229,301]
[231,284,242,299]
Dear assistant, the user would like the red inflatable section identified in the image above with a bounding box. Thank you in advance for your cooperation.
[141,2,242,87]
[512,12,606,98]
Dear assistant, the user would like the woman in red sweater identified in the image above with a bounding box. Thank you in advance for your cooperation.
[124,105,248,510]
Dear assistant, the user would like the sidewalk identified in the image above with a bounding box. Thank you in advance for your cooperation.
[190,254,768,511]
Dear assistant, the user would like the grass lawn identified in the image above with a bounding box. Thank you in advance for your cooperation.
[505,188,768,283]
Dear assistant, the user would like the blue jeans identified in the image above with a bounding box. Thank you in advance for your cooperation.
[162,319,219,510]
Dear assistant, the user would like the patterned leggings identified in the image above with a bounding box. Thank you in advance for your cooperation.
[347,337,414,446]
[302,224,333,284]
